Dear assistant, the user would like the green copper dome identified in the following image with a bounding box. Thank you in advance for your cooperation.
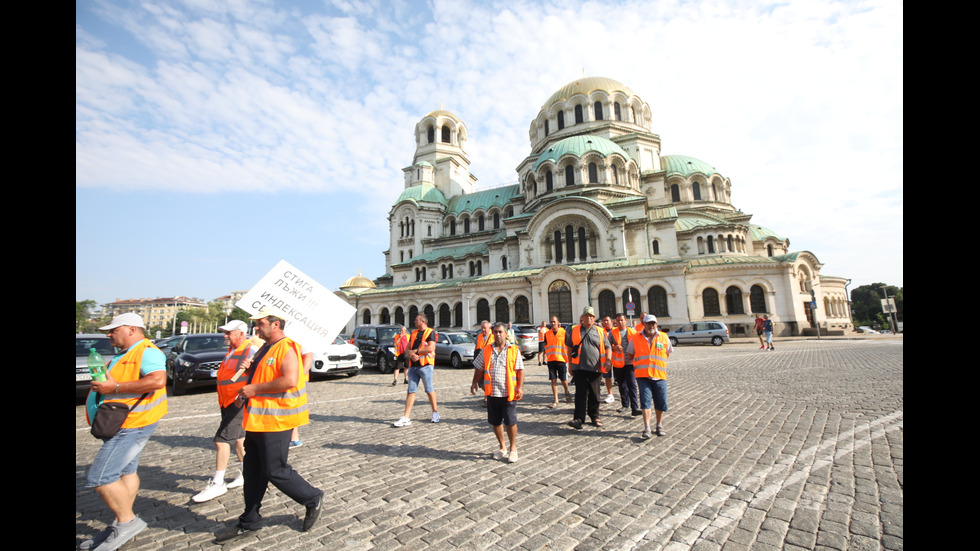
[394,183,448,207]
[662,155,722,178]
[533,135,630,171]
[543,77,635,107]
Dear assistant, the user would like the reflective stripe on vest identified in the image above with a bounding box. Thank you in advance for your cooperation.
[482,344,520,401]
[243,337,308,432]
[631,331,669,380]
[544,328,567,362]
[103,339,168,429]
[570,325,607,372]
[216,340,254,408]
[611,327,636,368]
[410,327,435,366]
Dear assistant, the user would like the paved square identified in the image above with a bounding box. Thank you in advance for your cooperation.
[76,338,903,550]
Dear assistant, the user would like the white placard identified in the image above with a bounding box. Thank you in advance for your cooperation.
[236,259,355,352]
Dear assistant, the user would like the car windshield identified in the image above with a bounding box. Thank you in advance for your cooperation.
[377,327,400,342]
[448,333,475,344]
[333,336,348,345]
[184,336,227,353]
[76,337,116,356]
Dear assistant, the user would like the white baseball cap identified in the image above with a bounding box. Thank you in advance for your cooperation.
[643,314,658,324]
[219,320,249,333]
[99,312,146,330]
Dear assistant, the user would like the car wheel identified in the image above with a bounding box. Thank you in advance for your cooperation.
[669,337,678,347]
[711,336,724,346]
[451,352,462,369]
[171,376,185,396]
[377,355,390,374]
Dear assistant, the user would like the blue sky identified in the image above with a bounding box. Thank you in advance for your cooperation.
[76,0,903,308]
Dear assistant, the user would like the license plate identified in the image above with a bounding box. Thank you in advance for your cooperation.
[209,370,218,378]
[76,373,92,382]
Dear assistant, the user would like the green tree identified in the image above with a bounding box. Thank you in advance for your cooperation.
[850,283,903,326]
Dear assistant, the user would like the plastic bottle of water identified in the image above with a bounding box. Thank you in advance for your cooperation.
[88,348,108,382]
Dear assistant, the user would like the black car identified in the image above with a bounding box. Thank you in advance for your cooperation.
[76,334,118,398]
[351,324,403,374]
[165,333,229,395]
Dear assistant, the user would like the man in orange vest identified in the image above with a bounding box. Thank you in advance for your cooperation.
[536,321,547,365]
[600,316,617,404]
[192,319,258,503]
[392,314,440,426]
[626,314,673,439]
[469,322,525,463]
[544,315,571,408]
[392,325,409,386]
[215,310,323,542]
[611,314,641,416]
[475,320,492,352]
[566,307,611,429]
[82,313,168,551]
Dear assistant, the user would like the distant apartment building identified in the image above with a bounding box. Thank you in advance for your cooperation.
[102,296,208,328]
[213,291,248,313]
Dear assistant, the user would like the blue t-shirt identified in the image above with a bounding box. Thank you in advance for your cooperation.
[85,341,166,422]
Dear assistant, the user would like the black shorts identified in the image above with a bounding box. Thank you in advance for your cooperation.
[486,396,518,426]
[214,403,245,444]
[547,361,568,381]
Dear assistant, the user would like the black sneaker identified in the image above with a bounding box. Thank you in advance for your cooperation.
[567,419,583,430]
[303,492,323,532]
[631,409,642,416]
[215,523,261,543]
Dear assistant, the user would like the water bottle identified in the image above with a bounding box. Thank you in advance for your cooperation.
[88,348,108,382]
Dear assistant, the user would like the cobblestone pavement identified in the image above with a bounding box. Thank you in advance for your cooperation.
[76,336,903,550]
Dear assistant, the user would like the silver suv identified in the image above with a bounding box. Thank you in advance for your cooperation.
[667,321,730,346]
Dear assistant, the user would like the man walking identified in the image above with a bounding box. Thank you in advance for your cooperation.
[215,310,323,542]
[626,314,673,438]
[566,307,611,429]
[392,314,440,426]
[611,314,640,416]
[82,313,168,551]
[470,322,525,463]
[192,320,257,503]
[537,321,547,365]
[543,316,571,408]
[600,316,617,404]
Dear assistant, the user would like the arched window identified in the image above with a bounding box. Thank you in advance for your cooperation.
[554,230,563,263]
[423,305,435,326]
[707,236,715,254]
[380,308,390,324]
[427,126,434,144]
[441,125,450,143]
[612,166,619,186]
[476,299,490,323]
[588,162,598,183]
[598,290,616,318]
[362,309,371,324]
[557,111,565,130]
[548,280,572,323]
[671,184,681,202]
[767,244,774,257]
[574,104,584,124]
[501,255,508,270]
[648,286,669,317]
[594,101,603,120]
[493,212,500,229]
[652,240,660,255]
[464,218,470,233]
[400,251,404,262]
[702,288,721,316]
[399,221,404,237]
[750,285,767,313]
[394,307,405,326]
[544,119,549,136]
[565,225,576,262]
[565,165,575,187]
[495,297,509,323]
[546,171,554,191]
[578,227,587,259]
[726,286,745,315]
[515,296,530,323]
[409,305,419,324]
[727,235,734,252]
[453,303,463,327]
[614,102,622,121]
[439,304,451,327]
[449,220,456,235]
[693,182,702,200]
[478,215,485,231]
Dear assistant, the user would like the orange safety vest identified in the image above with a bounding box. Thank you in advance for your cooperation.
[537,327,546,342]
[216,340,255,408]
[95,339,168,429]
[543,327,567,362]
[476,331,492,352]
[611,326,636,368]
[410,327,436,366]
[631,331,670,380]
[394,334,409,356]
[570,325,607,372]
[243,337,308,432]
[481,343,521,401]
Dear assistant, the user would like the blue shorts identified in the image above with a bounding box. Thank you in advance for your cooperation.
[407,365,434,394]
[486,396,518,426]
[86,422,158,487]
[637,378,668,412]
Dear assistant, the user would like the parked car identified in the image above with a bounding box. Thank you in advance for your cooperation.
[434,331,476,368]
[856,326,879,334]
[351,324,403,373]
[310,335,362,378]
[76,334,118,398]
[165,333,229,395]
[666,321,730,346]
[511,324,541,359]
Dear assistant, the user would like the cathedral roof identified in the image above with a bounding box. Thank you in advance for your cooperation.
[662,155,723,178]
[543,77,635,107]
[446,185,520,215]
[532,135,630,171]
[394,183,448,207]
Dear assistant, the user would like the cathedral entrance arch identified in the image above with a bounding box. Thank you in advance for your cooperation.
[548,279,573,323]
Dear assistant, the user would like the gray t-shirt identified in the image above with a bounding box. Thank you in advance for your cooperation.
[566,325,610,372]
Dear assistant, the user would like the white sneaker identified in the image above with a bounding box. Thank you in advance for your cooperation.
[507,450,519,463]
[431,412,441,423]
[192,479,228,502]
[605,394,615,404]
[492,449,509,460]
[226,470,244,489]
[392,417,412,427]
